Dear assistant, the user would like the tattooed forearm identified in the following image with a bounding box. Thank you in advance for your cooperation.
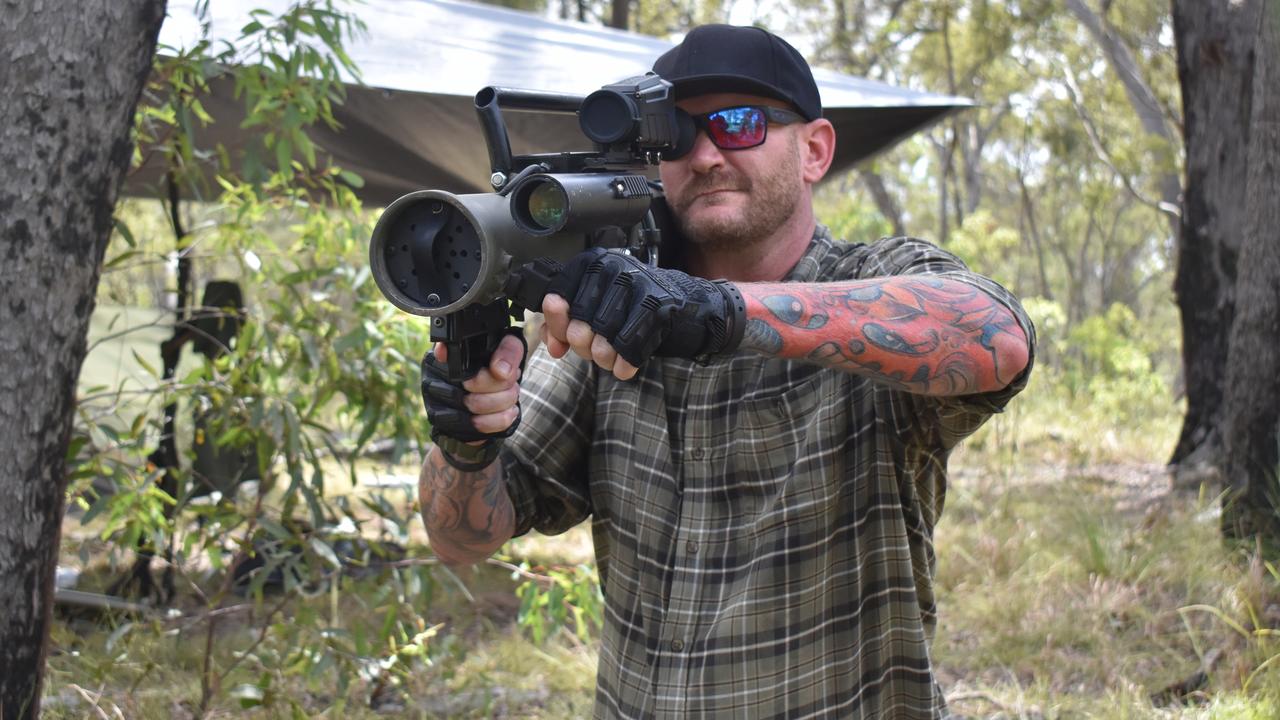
[739,277,1029,396]
[418,447,515,565]
[742,318,784,354]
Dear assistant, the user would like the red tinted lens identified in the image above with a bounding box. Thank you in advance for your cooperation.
[705,107,767,149]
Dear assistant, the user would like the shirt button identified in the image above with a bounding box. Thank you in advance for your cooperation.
[691,447,705,460]
[671,639,685,652]
[686,541,699,555]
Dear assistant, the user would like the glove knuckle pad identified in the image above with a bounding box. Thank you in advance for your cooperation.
[614,298,671,367]
[591,273,634,336]
[421,349,519,444]
[424,379,465,409]
[568,261,614,321]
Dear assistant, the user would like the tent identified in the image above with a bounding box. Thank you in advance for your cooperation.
[131,0,970,207]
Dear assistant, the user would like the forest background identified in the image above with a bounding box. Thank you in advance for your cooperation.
[1,0,1278,718]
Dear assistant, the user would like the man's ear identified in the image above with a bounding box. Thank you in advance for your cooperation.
[799,119,836,184]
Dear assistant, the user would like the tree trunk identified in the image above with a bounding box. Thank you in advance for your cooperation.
[609,0,630,30]
[935,135,953,244]
[1169,0,1260,470]
[1017,172,1054,301]
[0,2,166,717]
[858,169,906,237]
[1221,0,1280,540]
[961,118,985,216]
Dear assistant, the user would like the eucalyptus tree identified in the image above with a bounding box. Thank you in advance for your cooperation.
[0,3,167,717]
[1168,0,1264,476]
[1217,0,1280,540]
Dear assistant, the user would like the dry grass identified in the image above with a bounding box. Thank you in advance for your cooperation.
[931,383,1280,719]
[934,458,1280,718]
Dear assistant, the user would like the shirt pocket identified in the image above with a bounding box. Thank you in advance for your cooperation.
[736,370,825,476]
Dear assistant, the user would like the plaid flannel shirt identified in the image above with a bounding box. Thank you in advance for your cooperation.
[501,228,1035,719]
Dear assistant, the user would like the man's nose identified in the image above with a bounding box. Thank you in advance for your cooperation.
[686,129,726,174]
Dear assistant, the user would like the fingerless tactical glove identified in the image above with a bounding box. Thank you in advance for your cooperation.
[420,328,526,471]
[545,248,746,368]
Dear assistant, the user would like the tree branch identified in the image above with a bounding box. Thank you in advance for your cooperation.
[1065,0,1183,233]
[1060,65,1178,221]
[1064,0,1172,141]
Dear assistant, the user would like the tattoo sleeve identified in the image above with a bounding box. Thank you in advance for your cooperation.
[737,276,1029,396]
[418,447,515,565]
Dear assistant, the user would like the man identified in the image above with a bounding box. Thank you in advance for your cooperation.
[418,24,1033,720]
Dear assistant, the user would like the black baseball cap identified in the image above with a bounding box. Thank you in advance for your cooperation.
[652,24,823,121]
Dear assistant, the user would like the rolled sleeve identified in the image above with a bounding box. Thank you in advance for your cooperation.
[847,236,1036,442]
[501,347,596,537]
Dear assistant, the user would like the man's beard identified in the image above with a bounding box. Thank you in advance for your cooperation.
[670,137,803,255]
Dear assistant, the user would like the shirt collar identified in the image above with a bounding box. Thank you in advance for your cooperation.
[781,224,836,283]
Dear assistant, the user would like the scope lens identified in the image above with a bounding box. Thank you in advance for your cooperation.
[579,90,637,145]
[526,182,568,231]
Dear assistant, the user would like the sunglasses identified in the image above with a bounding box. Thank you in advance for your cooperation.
[686,105,805,151]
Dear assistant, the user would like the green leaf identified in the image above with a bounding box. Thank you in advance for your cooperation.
[294,130,316,168]
[112,216,138,248]
[309,537,342,569]
[284,406,301,458]
[131,349,158,378]
[301,482,327,532]
[105,622,135,653]
[80,492,113,526]
[128,412,147,440]
[275,136,293,173]
[65,435,89,462]
[103,249,144,271]
[189,97,214,125]
[260,517,291,540]
[378,605,398,642]
[280,266,327,284]
[337,169,364,188]
[98,423,120,442]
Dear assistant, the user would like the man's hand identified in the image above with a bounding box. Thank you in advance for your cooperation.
[538,248,745,380]
[417,335,522,565]
[422,333,525,468]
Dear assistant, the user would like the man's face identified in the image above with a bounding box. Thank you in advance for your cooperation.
[659,92,807,254]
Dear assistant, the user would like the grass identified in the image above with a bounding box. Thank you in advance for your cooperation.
[934,461,1280,718]
[46,309,1280,717]
[929,372,1280,718]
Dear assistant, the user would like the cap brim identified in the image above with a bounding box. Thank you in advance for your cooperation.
[668,74,820,120]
